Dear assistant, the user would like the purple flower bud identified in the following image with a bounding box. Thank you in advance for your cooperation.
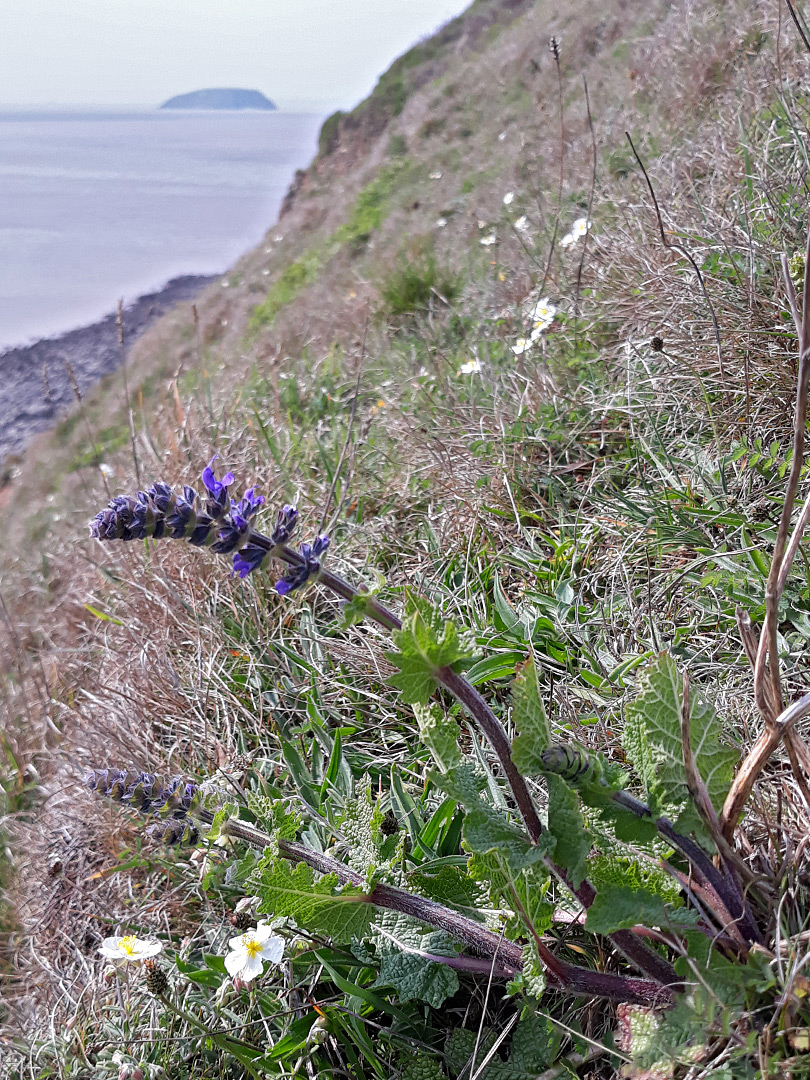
[270,504,299,546]
[201,456,235,517]
[232,543,269,578]
[275,535,330,596]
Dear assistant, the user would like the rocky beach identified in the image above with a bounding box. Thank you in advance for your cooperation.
[0,274,214,467]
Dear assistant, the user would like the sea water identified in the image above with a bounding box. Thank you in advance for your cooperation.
[0,108,323,348]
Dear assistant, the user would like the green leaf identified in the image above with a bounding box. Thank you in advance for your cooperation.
[246,792,302,840]
[432,767,554,874]
[446,1016,554,1078]
[585,882,698,935]
[374,939,459,1007]
[255,856,373,942]
[624,654,738,835]
[413,702,462,773]
[511,658,551,776]
[208,801,238,842]
[546,774,590,888]
[398,1053,446,1080]
[338,779,382,876]
[386,593,479,704]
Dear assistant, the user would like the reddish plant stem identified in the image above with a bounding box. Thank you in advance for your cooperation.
[219,819,673,1007]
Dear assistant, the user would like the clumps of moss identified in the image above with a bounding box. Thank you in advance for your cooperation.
[380,242,461,316]
[250,252,322,329]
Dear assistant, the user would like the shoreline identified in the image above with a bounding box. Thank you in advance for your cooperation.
[0,274,215,466]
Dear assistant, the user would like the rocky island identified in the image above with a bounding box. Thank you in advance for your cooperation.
[160,88,277,110]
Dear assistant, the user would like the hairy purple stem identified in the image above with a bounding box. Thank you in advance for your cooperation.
[217,817,673,1006]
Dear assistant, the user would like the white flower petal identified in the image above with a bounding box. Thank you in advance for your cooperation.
[229,932,251,950]
[224,948,246,978]
[560,233,575,247]
[259,935,285,965]
[240,953,264,982]
[138,941,163,958]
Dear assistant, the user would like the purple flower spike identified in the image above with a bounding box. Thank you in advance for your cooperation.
[275,534,330,596]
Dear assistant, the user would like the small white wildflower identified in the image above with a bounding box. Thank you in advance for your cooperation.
[480,233,497,246]
[99,463,115,478]
[273,235,283,242]
[435,217,448,228]
[572,216,591,237]
[503,191,515,205]
[262,269,270,275]
[458,359,482,374]
[98,935,163,964]
[477,220,487,229]
[511,338,533,355]
[429,170,442,179]
[498,131,507,141]
[513,215,529,232]
[527,297,556,331]
[560,232,575,248]
[221,280,229,288]
[224,923,284,983]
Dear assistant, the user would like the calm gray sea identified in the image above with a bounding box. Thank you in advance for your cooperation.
[0,108,323,348]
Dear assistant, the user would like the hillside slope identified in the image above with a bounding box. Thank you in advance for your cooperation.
[4,0,810,1073]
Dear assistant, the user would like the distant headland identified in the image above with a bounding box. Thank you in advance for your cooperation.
[160,88,277,111]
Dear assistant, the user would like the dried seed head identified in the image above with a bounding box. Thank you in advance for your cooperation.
[144,959,169,997]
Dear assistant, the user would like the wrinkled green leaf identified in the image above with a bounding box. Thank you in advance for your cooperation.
[255,856,373,942]
[585,882,697,934]
[386,593,479,704]
[413,702,462,773]
[546,774,590,888]
[510,658,551,776]
[624,654,738,837]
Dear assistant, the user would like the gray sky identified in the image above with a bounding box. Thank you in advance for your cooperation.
[0,0,472,111]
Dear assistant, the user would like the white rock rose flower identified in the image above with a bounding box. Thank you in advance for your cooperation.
[513,215,529,232]
[503,191,514,205]
[561,217,591,247]
[511,338,533,355]
[480,233,497,246]
[528,297,556,331]
[458,359,482,374]
[224,923,284,983]
[435,217,448,228]
[98,935,163,964]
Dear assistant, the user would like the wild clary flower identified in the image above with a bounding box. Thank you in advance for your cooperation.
[458,359,482,374]
[224,923,285,982]
[99,935,163,963]
[89,461,300,584]
[503,191,515,205]
[85,768,203,845]
[275,535,330,595]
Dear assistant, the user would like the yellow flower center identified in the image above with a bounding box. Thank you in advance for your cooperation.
[119,936,137,957]
[244,937,262,960]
